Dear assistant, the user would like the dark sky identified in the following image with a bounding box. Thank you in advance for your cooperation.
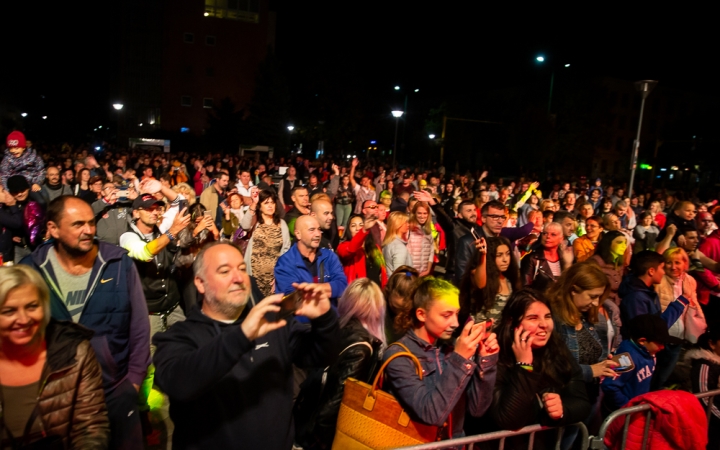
[2,1,715,137]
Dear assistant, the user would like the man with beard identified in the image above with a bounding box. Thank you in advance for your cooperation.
[21,196,150,450]
[153,242,339,449]
[119,194,190,329]
[41,165,73,203]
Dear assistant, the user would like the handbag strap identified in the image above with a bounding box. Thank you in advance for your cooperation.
[370,343,422,398]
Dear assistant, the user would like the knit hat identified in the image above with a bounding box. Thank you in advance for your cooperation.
[6,131,26,149]
[7,175,30,193]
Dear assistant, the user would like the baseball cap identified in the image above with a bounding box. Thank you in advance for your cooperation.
[6,131,26,149]
[628,314,683,345]
[132,193,164,210]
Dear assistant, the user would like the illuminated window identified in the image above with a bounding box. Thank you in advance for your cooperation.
[204,0,259,23]
[203,98,213,109]
[183,33,194,43]
[181,96,192,107]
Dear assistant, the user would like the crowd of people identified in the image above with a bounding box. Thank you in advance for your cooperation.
[1,129,720,449]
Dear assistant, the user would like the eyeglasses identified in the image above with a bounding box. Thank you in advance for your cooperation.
[484,214,507,221]
[364,205,378,209]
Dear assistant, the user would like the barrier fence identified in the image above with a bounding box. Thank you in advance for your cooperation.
[396,389,720,450]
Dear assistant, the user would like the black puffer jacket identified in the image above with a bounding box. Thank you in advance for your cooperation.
[295,317,382,449]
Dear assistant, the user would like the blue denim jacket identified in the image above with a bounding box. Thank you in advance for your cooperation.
[383,330,498,438]
[556,319,606,383]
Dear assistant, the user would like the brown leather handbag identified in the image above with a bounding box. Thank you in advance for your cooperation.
[331,343,450,450]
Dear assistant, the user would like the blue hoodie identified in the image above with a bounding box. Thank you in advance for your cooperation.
[601,339,655,410]
[618,275,687,338]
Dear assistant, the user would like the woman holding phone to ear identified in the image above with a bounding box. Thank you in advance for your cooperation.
[383,277,499,438]
[487,288,590,446]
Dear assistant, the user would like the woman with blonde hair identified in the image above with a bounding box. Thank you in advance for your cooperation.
[294,278,386,449]
[382,211,413,276]
[0,266,108,448]
[172,181,196,205]
[653,247,703,389]
[540,198,556,212]
[406,201,435,277]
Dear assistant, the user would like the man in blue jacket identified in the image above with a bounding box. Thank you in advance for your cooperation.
[153,242,340,449]
[21,195,150,450]
[274,214,347,306]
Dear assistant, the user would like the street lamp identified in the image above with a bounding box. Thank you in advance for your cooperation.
[287,125,294,131]
[21,113,27,117]
[112,103,124,111]
[535,55,570,113]
[627,80,658,199]
[428,134,436,139]
[391,110,404,166]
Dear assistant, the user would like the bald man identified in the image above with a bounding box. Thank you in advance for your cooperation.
[274,215,348,309]
[311,198,338,250]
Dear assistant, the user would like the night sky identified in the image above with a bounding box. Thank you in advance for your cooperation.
[2,1,715,140]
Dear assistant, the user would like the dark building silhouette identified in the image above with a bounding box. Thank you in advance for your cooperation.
[116,0,275,138]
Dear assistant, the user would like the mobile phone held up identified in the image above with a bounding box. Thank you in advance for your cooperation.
[277,291,303,321]
[612,352,635,373]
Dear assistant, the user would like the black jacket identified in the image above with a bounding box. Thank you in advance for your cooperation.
[430,203,483,278]
[295,318,382,448]
[656,210,696,244]
[520,249,565,293]
[152,300,340,450]
[480,361,589,449]
[0,203,22,261]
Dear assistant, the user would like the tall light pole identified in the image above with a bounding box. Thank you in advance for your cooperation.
[112,103,124,144]
[628,80,658,198]
[391,110,404,166]
[535,56,570,113]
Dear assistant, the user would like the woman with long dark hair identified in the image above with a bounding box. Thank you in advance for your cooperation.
[382,265,421,343]
[487,288,590,446]
[240,188,291,296]
[459,236,521,327]
[337,214,386,288]
[590,230,627,305]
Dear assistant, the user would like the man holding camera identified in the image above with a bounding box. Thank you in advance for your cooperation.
[92,182,137,245]
[153,242,340,449]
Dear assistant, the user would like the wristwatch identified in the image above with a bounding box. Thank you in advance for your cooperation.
[165,231,175,241]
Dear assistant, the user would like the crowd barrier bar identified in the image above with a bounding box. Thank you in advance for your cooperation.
[397,422,587,450]
[588,388,720,450]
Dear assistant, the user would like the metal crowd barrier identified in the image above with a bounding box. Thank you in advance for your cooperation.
[396,388,720,450]
[397,422,588,450]
[587,388,720,449]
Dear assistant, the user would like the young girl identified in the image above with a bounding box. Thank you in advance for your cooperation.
[383,277,499,438]
[459,237,521,327]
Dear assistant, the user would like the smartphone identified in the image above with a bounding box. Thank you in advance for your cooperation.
[612,352,635,373]
[178,199,188,211]
[473,317,493,333]
[470,228,479,241]
[203,210,212,217]
[278,291,303,320]
[117,187,129,202]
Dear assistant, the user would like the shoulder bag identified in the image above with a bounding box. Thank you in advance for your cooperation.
[331,343,450,449]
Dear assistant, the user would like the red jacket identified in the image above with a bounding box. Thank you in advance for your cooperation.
[604,390,707,450]
[337,229,387,288]
[698,230,720,304]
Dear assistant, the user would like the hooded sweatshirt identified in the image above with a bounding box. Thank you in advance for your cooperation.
[601,339,656,410]
[152,301,340,450]
[618,275,688,338]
